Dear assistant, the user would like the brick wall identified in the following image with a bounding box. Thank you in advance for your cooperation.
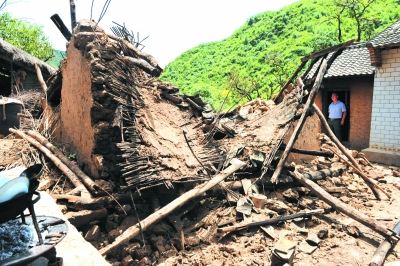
[370,48,400,151]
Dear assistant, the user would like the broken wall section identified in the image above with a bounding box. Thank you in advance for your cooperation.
[60,20,125,179]
[58,20,203,187]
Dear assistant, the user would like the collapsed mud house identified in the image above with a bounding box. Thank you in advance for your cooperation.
[43,19,326,193]
[2,18,400,266]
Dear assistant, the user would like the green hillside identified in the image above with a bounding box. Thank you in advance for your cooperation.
[47,50,66,68]
[160,0,400,109]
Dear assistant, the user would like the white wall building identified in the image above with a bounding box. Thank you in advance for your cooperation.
[363,19,400,166]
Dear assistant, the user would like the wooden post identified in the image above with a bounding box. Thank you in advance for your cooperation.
[50,14,72,41]
[9,129,89,196]
[99,159,246,256]
[27,130,100,195]
[269,59,327,183]
[369,222,400,266]
[312,103,389,200]
[70,0,77,31]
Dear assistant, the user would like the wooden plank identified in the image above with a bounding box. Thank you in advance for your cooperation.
[269,59,327,183]
[301,38,357,62]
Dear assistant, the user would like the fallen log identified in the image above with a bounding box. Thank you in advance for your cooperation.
[288,170,398,241]
[27,130,100,195]
[269,59,327,183]
[99,158,246,256]
[107,33,163,76]
[369,221,400,266]
[124,56,162,77]
[218,209,324,233]
[326,146,390,200]
[34,63,48,93]
[214,166,346,192]
[9,128,89,196]
[51,193,140,211]
[278,144,334,158]
[64,208,108,228]
[312,103,389,200]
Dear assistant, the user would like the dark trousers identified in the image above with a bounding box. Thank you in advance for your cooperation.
[328,119,342,141]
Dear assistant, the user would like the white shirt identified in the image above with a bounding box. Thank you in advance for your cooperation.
[329,101,346,119]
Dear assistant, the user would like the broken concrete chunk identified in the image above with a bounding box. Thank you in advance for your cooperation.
[298,239,318,254]
[241,179,253,196]
[271,246,296,265]
[317,229,328,239]
[236,196,254,215]
[346,183,358,193]
[282,188,300,200]
[275,238,297,254]
[368,170,383,180]
[120,255,134,266]
[307,233,321,245]
[260,225,277,239]
[346,225,361,237]
[84,224,101,242]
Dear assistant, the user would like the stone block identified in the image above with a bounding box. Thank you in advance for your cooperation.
[85,224,101,242]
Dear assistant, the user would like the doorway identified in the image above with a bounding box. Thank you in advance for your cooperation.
[325,90,350,142]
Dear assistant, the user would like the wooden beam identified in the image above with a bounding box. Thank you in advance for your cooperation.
[312,103,390,200]
[289,170,398,242]
[269,59,327,183]
[369,222,400,266]
[99,159,246,256]
[301,38,357,62]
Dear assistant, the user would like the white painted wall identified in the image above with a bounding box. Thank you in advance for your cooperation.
[370,48,400,150]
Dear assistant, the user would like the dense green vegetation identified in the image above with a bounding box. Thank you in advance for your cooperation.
[0,12,54,62]
[47,50,66,68]
[160,0,400,109]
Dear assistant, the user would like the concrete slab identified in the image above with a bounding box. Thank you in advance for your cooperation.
[27,192,110,266]
[361,148,400,167]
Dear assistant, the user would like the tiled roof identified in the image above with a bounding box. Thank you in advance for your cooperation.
[367,18,400,48]
[305,42,375,79]
[325,42,375,77]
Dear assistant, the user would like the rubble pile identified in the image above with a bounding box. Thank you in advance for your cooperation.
[75,136,400,266]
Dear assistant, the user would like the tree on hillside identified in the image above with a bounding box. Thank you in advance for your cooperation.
[335,0,376,41]
[226,70,264,106]
[0,12,53,61]
[263,53,293,95]
[324,0,346,43]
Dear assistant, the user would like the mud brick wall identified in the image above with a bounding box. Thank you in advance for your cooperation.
[60,20,124,179]
[285,114,322,163]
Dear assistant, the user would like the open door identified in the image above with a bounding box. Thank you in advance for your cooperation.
[325,90,350,142]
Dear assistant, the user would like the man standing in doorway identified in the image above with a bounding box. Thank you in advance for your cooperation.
[328,93,347,142]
